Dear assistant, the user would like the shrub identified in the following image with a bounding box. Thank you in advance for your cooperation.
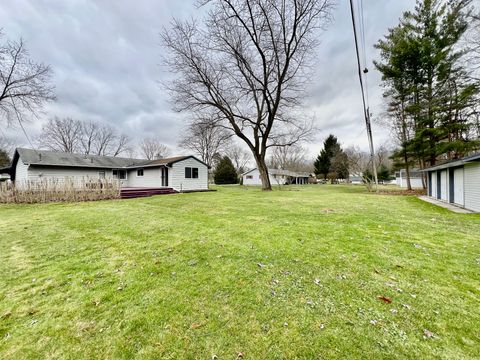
[214,156,238,185]
[0,178,121,204]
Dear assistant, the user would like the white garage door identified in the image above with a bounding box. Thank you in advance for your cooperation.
[430,171,437,198]
[453,168,464,206]
[464,164,480,212]
[440,170,448,201]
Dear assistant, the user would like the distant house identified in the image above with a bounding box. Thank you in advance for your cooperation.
[242,168,310,185]
[423,153,480,212]
[395,169,424,189]
[349,173,363,184]
[0,148,209,192]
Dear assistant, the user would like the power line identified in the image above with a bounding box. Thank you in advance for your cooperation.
[349,0,378,188]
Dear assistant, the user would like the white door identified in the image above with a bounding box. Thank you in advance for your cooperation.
[453,168,464,206]
[440,170,448,201]
[431,171,437,197]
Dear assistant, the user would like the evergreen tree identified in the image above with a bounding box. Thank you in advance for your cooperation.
[375,0,479,181]
[314,135,341,180]
[214,156,238,185]
[0,149,10,167]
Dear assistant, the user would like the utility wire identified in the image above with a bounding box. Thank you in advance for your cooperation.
[349,0,378,188]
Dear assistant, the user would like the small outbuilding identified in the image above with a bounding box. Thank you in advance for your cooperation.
[423,153,480,212]
[242,168,310,186]
[395,169,424,189]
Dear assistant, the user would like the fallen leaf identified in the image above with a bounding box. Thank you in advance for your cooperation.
[374,268,381,274]
[423,329,435,339]
[378,296,392,304]
[237,352,244,358]
[257,263,265,268]
[190,323,204,329]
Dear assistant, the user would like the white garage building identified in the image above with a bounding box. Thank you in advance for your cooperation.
[424,153,480,212]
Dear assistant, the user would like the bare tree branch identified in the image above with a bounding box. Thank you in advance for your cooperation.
[162,0,334,190]
[179,117,232,167]
[139,137,170,160]
[0,33,55,125]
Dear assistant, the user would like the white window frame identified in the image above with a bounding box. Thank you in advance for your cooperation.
[137,168,144,177]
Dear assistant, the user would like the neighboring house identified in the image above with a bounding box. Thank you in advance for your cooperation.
[349,173,363,184]
[242,168,310,185]
[423,153,480,212]
[395,169,424,189]
[1,148,209,192]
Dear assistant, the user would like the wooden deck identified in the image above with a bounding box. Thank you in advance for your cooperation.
[120,187,177,199]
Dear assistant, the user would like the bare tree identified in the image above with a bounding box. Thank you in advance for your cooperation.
[0,34,55,125]
[40,117,82,153]
[179,121,231,167]
[79,121,98,155]
[88,123,131,157]
[162,0,334,190]
[40,117,131,156]
[344,146,369,175]
[269,143,310,172]
[139,137,170,160]
[112,134,131,157]
[225,144,251,174]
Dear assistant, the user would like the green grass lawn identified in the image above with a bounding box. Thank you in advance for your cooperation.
[0,185,479,359]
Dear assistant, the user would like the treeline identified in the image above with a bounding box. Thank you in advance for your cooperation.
[313,134,394,184]
[375,0,480,188]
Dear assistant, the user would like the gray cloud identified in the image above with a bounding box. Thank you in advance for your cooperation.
[0,0,416,157]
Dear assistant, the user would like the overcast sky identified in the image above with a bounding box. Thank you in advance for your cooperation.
[0,0,417,157]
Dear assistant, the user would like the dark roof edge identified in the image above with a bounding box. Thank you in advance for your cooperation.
[165,155,211,169]
[422,153,480,172]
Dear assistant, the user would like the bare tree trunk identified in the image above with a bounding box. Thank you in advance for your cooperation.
[255,155,271,191]
[404,150,412,191]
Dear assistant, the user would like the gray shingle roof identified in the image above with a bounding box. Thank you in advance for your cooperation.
[13,148,210,170]
[17,148,148,169]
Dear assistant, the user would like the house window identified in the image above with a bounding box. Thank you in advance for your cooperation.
[185,167,199,179]
[99,171,105,179]
[113,169,126,180]
[137,169,144,177]
[246,175,253,179]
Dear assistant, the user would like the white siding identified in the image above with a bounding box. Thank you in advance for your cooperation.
[126,167,163,187]
[23,166,114,188]
[242,169,276,186]
[453,168,464,206]
[15,160,29,183]
[464,163,480,212]
[170,157,208,191]
[431,171,437,197]
[440,170,448,201]
[400,177,423,189]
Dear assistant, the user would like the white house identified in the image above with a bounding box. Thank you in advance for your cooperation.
[1,148,209,193]
[423,153,480,212]
[395,169,424,189]
[242,168,310,186]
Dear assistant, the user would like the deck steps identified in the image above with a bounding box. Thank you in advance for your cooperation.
[120,187,177,199]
